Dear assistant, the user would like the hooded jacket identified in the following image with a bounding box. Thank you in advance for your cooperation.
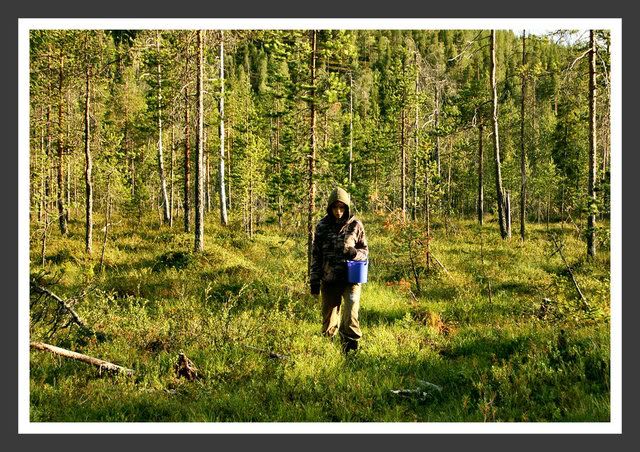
[310,187,369,290]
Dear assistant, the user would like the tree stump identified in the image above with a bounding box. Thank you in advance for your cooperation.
[175,353,200,381]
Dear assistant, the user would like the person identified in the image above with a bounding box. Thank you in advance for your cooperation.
[310,187,368,353]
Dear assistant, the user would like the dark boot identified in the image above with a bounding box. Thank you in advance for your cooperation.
[343,339,358,354]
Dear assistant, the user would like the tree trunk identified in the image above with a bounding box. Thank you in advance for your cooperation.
[249,155,254,239]
[349,71,353,185]
[227,122,232,210]
[446,138,452,232]
[218,31,229,226]
[587,30,597,257]
[156,32,171,225]
[374,147,379,195]
[400,107,406,222]
[434,84,441,178]
[38,120,45,223]
[307,29,317,278]
[505,189,512,238]
[84,66,93,255]
[276,108,283,228]
[169,126,175,227]
[424,150,431,269]
[323,109,328,149]
[412,53,419,222]
[45,48,53,216]
[194,30,205,252]
[244,97,251,237]
[412,121,418,221]
[184,88,191,232]
[520,30,527,241]
[65,95,71,223]
[205,143,211,212]
[40,208,50,267]
[57,51,67,235]
[66,137,71,223]
[490,30,508,240]
[478,123,484,225]
[99,173,112,272]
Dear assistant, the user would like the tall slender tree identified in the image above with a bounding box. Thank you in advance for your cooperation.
[219,31,229,226]
[520,30,527,241]
[412,52,419,221]
[83,63,93,254]
[56,47,68,235]
[155,31,171,224]
[587,30,597,257]
[490,30,508,240]
[183,80,191,232]
[169,126,175,227]
[400,104,406,221]
[194,30,205,252]
[434,84,441,177]
[348,71,354,186]
[478,122,484,225]
[307,30,317,277]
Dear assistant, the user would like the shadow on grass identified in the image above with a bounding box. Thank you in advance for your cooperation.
[492,281,539,296]
[360,307,407,326]
[439,332,531,361]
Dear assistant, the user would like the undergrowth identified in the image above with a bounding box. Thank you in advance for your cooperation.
[29,211,611,422]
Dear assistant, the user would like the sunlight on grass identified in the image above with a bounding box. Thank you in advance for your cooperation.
[29,212,611,422]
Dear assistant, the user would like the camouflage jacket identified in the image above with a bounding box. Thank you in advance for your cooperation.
[310,214,369,287]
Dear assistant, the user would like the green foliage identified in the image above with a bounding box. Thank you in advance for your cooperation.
[30,211,610,422]
[28,28,612,423]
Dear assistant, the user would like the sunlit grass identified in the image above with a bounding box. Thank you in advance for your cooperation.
[29,211,611,422]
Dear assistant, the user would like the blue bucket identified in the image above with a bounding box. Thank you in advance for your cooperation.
[347,260,368,284]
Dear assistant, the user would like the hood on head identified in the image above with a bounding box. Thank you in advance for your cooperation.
[326,187,351,219]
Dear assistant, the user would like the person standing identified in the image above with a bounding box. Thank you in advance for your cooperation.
[310,187,368,353]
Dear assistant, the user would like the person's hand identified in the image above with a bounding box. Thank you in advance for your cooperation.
[344,246,357,259]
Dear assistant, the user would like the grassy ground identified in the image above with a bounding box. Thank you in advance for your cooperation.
[29,210,611,422]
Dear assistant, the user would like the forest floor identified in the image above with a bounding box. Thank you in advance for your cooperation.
[28,210,611,422]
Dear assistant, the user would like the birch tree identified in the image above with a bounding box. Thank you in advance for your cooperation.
[194,30,205,252]
[218,30,229,226]
[520,30,527,241]
[56,46,68,235]
[155,31,171,224]
[83,63,93,254]
[490,30,508,239]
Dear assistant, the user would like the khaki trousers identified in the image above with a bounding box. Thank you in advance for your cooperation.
[321,281,362,342]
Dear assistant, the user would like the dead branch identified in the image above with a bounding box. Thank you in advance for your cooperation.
[407,238,422,294]
[430,253,453,279]
[240,344,289,360]
[566,212,582,236]
[550,234,589,309]
[566,48,591,73]
[30,283,90,333]
[391,379,442,401]
[30,341,134,377]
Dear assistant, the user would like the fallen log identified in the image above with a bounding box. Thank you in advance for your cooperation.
[30,342,134,377]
